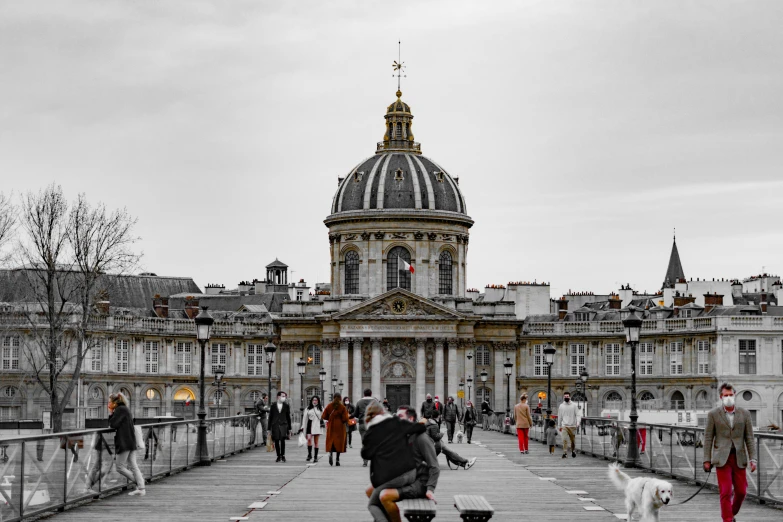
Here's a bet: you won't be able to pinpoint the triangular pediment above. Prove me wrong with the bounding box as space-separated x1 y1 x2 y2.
331 289 466 321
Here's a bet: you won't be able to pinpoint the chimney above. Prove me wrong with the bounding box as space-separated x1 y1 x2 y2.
761 293 768 314
703 293 723 314
556 297 569 321
205 284 224 295
153 296 169 318
673 294 696 307
608 294 622 310
96 299 110 315
184 297 200 319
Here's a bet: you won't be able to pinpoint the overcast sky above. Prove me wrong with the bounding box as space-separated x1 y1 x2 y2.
2 1 782 298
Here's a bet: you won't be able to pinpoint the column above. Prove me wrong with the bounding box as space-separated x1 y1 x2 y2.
371 339 381 399
280 349 290 397
416 339 426 408
108 338 116 374
494 346 505 413
434 339 445 400
322 342 332 400
164 383 173 416
353 339 363 402
447 339 458 400
340 340 350 395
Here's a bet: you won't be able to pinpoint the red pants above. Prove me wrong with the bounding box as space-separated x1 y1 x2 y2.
716 451 748 522
517 428 529 452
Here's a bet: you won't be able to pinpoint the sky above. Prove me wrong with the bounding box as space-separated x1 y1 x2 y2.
1 0 782 298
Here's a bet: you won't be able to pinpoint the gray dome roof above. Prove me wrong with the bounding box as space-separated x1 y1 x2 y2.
331 153 466 215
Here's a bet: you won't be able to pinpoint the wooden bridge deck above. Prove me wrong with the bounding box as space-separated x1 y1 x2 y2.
37 428 782 521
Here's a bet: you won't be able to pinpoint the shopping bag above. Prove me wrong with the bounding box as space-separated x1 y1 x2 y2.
266 433 274 452
298 431 307 447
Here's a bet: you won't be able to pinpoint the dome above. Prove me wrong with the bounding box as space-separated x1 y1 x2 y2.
331 153 466 214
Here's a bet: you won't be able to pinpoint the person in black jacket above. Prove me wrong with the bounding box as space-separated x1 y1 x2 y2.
361 401 418 522
267 391 292 462
443 396 462 443
108 392 145 496
463 401 478 444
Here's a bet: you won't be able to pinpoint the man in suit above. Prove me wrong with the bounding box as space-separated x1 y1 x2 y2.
267 391 292 462
704 382 756 522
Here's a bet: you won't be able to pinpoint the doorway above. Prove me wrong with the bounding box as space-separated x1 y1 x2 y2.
385 384 411 412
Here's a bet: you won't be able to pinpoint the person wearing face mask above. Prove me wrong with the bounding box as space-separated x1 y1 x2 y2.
704 382 756 522
301 396 324 462
267 391 292 462
344 397 357 448
420 394 436 421
557 391 579 459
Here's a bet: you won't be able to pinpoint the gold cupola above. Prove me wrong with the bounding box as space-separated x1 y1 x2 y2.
378 90 420 154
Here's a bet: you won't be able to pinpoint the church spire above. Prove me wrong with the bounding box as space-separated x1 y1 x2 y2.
662 234 685 289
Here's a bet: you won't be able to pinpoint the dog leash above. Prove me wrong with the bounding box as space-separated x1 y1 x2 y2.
675 468 712 505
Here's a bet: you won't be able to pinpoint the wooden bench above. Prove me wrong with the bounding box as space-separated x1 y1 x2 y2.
400 498 437 522
454 495 494 522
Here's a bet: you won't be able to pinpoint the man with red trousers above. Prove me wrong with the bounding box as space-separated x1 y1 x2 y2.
704 383 756 522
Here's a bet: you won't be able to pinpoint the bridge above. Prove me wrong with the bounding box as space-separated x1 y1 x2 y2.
1 415 781 521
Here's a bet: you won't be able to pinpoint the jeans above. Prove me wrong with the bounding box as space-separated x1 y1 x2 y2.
368 469 417 522
517 428 529 452
465 424 474 442
439 444 467 466
446 420 457 442
717 451 748 522
115 450 145 491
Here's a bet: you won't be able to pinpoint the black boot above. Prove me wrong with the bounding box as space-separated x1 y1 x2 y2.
313 448 319 463
306 446 312 461
329 452 333 466
336 454 341 466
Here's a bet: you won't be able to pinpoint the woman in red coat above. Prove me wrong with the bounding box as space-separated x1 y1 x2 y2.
322 393 350 466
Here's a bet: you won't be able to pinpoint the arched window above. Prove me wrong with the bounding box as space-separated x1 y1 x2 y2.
174 388 195 402
344 251 360 294
695 389 709 407
307 345 321 365
476 387 492 409
387 246 412 291
439 251 453 295
639 391 656 410
475 345 491 366
249 390 262 403
305 386 322 403
604 391 623 410
670 390 685 410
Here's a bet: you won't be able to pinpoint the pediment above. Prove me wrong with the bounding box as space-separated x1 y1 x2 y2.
331 289 465 321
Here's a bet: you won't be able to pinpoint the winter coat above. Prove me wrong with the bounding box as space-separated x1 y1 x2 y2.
420 399 437 420
354 397 374 426
268 401 292 441
254 399 268 420
514 402 533 429
108 404 136 454
545 427 558 446
322 401 350 453
360 415 418 488
424 418 443 452
303 406 324 436
463 407 477 426
443 402 461 423
481 401 492 415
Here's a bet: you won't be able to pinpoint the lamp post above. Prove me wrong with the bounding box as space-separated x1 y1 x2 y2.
318 367 326 402
337 380 344 396
466 375 473 404
331 376 338 400
579 369 589 417
264 340 277 414
479 369 488 406
195 307 214 466
297 358 306 413
544 344 556 420
623 310 643 467
504 357 513 418
459 380 465 410
466 350 474 401
212 366 226 414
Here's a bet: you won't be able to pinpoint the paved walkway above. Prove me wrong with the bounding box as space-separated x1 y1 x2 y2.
39 428 783 521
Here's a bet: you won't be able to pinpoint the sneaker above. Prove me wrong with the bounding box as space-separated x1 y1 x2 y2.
572 452 576 458
464 457 477 470
562 454 567 459
128 489 146 496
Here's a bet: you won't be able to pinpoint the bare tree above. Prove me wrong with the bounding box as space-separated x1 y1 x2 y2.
0 191 15 265
16 186 141 432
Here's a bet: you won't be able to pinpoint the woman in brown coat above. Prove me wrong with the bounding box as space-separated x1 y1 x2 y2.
514 394 534 454
322 393 350 466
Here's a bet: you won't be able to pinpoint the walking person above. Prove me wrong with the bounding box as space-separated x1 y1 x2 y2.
545 419 558 455
443 396 462 443
514 393 533 454
463 401 477 444
301 396 324 462
420 393 436 421
107 392 145 496
557 391 579 458
704 383 756 522
268 391 292 462
344 396 357 448
355 388 375 467
322 393 349 466
423 411 476 470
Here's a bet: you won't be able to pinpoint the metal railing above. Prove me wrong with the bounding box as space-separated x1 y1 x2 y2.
527 415 783 506
0 414 263 521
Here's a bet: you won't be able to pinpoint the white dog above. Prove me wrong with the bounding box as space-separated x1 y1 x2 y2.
608 463 673 521
455 430 464 443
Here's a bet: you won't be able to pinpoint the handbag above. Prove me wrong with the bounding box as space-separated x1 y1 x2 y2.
133 425 146 451
266 433 274 452
347 418 357 427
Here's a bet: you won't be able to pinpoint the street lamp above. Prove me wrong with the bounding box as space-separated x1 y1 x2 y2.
264 340 277 417
459 380 465 410
318 367 326 402
337 380 344 396
579 369 589 417
466 375 473 404
194 307 214 466
331 375 338 399
504 357 513 418
297 358 306 413
212 366 226 413
544 344 556 420
623 310 643 467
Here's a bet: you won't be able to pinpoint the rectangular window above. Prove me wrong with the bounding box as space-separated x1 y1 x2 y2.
143 407 159 418
86 407 101 419
670 342 683 375
697 340 710 375
749 409 757 426
686 412 692 423
739 339 756 375
145 341 159 374
116 339 129 373
90 342 102 372
211 343 227 373
533 344 548 376
605 343 621 376
639 342 654 376
569 344 586 376
2 336 20 370
247 344 264 376
176 342 193 375
0 406 21 421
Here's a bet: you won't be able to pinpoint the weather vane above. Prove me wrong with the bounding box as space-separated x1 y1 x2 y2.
392 40 406 93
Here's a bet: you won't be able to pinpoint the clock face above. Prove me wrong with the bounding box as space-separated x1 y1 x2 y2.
391 298 407 315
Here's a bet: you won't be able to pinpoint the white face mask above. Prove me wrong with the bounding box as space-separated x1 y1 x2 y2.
278 396 286 403
722 395 735 408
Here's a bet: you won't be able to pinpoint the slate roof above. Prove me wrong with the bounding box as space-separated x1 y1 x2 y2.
266 259 288 269
662 238 685 289
167 292 289 313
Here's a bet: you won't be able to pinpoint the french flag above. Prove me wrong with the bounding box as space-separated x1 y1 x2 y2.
399 256 415 274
